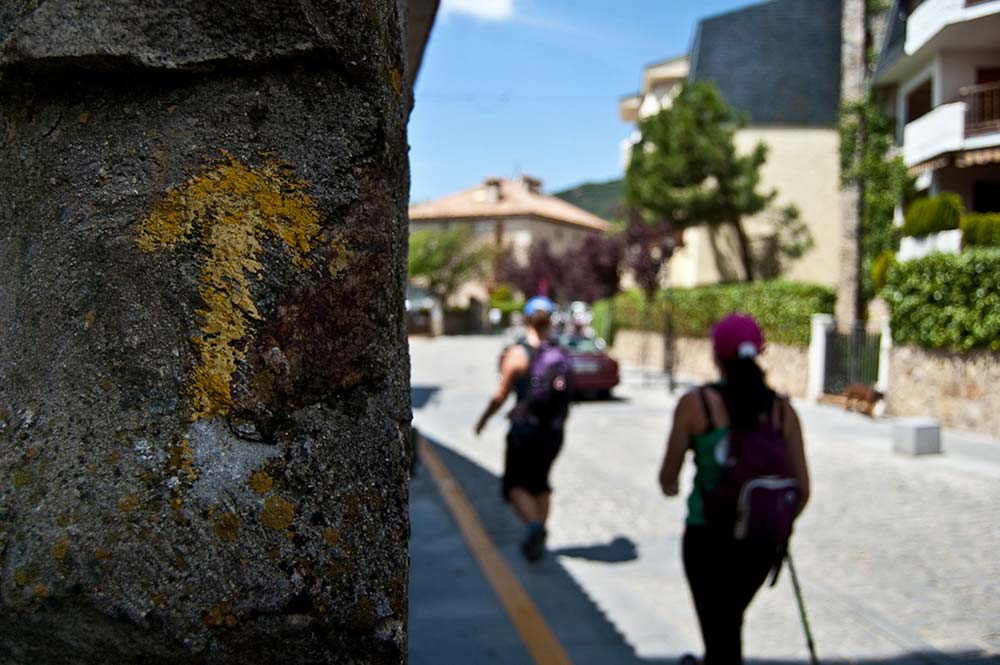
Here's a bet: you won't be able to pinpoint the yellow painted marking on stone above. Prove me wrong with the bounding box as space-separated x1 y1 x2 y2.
418 437 573 665
136 153 323 420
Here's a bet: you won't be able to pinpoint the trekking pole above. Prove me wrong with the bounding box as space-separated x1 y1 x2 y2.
785 548 819 665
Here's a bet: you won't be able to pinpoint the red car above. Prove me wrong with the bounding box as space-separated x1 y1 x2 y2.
499 335 620 399
556 334 620 399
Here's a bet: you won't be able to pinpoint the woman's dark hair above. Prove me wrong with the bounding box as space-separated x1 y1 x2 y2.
527 310 552 335
718 357 775 431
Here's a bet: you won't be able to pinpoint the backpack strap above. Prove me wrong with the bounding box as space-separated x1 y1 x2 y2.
699 387 718 432
771 393 788 431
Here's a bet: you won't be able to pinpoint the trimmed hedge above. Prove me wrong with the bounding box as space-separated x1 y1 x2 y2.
961 213 1000 248
884 249 1000 351
593 281 835 348
902 193 963 238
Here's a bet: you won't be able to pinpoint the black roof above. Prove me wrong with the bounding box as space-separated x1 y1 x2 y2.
689 0 843 127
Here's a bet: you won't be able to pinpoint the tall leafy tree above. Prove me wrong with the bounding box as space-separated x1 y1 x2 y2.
624 81 804 282
496 239 565 301
408 226 495 303
563 234 624 303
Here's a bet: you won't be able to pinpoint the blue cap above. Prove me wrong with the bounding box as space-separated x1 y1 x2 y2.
524 296 555 316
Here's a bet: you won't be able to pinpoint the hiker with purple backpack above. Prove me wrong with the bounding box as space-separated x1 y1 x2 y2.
658 314 811 665
475 296 574 561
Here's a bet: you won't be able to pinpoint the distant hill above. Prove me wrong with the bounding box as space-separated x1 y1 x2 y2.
553 179 624 223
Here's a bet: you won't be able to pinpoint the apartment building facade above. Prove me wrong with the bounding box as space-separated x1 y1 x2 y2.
874 0 1000 211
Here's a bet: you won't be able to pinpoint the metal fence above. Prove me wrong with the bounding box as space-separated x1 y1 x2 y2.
823 324 882 395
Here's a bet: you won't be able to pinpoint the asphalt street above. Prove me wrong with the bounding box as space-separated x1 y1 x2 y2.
408 335 1000 664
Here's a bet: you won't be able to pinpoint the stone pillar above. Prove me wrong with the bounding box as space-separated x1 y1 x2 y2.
876 320 893 394
837 0 868 330
0 2 424 663
807 314 836 402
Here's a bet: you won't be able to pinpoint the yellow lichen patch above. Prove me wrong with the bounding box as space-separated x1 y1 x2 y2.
389 68 403 96
12 469 31 489
260 495 295 531
117 494 141 512
327 237 351 279
249 470 273 495
136 153 322 420
13 567 37 585
167 438 197 482
98 377 114 392
34 584 49 599
84 311 96 329
78 111 91 124
210 509 240 542
95 548 113 560
322 527 339 547
25 447 40 460
50 537 71 561
150 593 165 607
202 602 238 629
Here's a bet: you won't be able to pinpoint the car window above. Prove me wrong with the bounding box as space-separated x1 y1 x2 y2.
557 335 605 353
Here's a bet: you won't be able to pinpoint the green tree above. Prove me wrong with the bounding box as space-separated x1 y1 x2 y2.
624 81 806 282
408 226 495 303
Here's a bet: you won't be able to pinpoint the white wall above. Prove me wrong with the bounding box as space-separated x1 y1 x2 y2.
938 48 1000 101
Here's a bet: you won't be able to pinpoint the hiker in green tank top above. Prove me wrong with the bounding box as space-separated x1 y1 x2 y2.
658 314 811 665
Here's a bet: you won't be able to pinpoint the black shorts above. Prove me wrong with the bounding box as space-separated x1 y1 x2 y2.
501 424 564 500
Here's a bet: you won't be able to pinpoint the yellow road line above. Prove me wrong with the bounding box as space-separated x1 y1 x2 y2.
418 436 573 665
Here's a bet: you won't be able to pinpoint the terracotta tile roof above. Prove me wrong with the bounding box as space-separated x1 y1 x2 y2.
409 177 610 232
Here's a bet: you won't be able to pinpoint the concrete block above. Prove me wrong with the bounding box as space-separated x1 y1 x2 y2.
893 418 942 456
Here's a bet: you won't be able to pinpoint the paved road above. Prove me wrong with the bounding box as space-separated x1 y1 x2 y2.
409 335 1000 664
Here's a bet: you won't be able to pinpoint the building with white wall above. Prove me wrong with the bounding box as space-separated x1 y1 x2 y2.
619 0 844 288
874 0 1000 211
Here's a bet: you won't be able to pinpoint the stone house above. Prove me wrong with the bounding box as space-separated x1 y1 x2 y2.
409 175 610 306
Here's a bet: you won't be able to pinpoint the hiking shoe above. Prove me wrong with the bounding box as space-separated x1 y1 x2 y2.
521 525 547 562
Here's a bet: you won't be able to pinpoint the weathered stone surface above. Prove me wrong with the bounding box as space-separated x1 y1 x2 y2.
0 2 413 662
886 346 1000 437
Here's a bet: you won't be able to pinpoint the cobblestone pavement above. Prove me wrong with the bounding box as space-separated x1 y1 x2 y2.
410 336 1000 664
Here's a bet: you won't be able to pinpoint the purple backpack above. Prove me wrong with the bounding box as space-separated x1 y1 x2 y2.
700 388 801 548
512 342 574 427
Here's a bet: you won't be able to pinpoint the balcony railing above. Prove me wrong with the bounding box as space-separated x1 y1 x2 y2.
962 81 1000 136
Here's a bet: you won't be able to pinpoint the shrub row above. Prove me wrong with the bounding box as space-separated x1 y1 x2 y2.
593 281 835 348
883 249 1000 351
961 213 1000 248
902 193 963 238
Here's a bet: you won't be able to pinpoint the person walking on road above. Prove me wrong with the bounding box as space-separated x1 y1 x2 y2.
658 313 811 664
475 296 573 562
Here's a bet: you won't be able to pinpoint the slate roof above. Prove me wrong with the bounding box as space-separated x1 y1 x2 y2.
689 0 843 127
409 178 610 232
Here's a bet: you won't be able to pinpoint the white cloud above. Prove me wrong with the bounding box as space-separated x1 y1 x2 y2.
440 0 515 22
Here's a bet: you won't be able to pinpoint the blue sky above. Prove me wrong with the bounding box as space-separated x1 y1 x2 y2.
409 0 756 202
